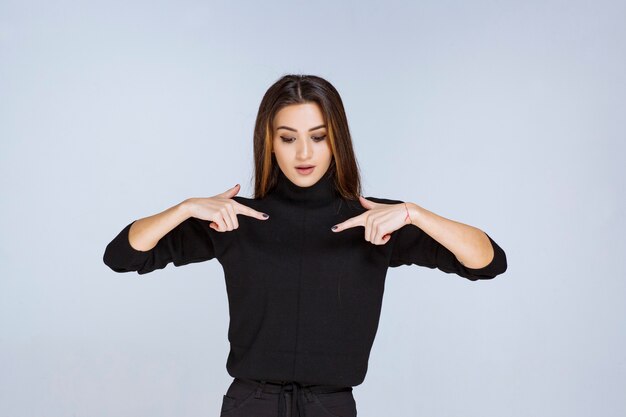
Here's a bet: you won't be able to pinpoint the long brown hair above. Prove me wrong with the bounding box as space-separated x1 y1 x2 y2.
252 74 362 200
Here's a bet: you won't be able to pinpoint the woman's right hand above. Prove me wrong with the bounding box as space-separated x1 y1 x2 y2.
184 184 270 232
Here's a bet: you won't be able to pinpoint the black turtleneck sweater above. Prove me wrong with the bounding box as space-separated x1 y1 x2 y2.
103 169 507 387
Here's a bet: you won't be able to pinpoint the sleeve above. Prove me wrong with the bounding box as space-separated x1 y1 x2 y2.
389 223 508 281
103 217 216 275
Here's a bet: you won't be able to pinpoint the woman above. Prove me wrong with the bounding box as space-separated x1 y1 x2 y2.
103 74 507 417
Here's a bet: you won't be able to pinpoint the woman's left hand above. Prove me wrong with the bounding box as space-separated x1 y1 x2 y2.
331 197 413 245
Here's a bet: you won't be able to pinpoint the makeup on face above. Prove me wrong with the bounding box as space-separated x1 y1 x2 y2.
295 165 315 175
272 103 333 186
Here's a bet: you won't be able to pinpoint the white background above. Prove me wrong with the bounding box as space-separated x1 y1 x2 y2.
1 0 624 416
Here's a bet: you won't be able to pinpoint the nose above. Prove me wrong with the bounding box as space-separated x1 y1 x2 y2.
296 138 313 159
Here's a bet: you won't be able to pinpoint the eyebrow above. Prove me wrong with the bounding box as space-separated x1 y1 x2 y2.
276 124 326 132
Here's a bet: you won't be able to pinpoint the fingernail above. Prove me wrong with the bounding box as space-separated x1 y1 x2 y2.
331 225 338 231
262 213 269 218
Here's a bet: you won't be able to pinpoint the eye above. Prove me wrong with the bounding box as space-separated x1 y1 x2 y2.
280 135 327 143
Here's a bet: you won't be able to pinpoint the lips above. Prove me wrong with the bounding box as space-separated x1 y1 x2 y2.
296 165 315 168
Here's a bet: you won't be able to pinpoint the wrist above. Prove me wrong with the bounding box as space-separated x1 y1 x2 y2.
404 202 424 227
178 199 196 219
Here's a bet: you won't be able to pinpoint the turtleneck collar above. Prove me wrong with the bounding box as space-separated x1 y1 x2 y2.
272 167 337 207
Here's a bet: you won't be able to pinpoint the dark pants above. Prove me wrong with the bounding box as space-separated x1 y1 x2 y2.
219 377 357 417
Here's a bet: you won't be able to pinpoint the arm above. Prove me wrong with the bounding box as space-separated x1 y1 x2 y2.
103 200 216 275
407 203 494 269
389 202 507 280
128 201 193 251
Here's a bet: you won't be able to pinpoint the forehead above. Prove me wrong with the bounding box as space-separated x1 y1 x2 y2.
273 103 325 127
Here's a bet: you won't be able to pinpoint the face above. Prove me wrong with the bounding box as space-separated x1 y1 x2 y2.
272 102 333 187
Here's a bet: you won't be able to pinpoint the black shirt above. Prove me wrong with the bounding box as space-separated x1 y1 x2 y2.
103 168 507 387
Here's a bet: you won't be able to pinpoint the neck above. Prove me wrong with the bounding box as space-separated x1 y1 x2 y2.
272 168 337 207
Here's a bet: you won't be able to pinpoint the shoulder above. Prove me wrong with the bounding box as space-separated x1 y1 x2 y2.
338 195 404 215
363 196 404 205
231 195 265 207
232 195 255 204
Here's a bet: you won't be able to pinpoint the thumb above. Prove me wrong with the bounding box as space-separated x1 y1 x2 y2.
218 183 240 198
359 195 377 209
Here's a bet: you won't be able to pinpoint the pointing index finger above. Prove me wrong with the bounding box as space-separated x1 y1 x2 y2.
331 213 364 232
235 201 270 220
